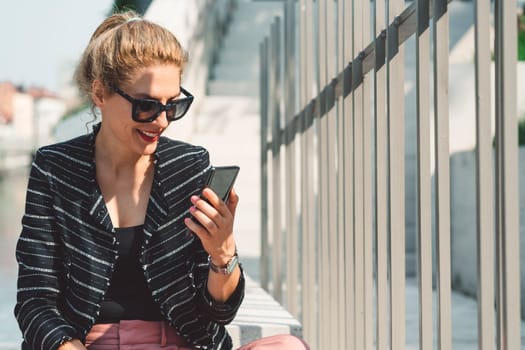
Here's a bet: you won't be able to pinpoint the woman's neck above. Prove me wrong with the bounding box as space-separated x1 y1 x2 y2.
94 128 153 174
94 131 155 228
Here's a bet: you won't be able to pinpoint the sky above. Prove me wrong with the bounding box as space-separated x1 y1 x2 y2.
0 0 114 92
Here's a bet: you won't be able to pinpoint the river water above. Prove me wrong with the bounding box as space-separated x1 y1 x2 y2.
0 168 28 348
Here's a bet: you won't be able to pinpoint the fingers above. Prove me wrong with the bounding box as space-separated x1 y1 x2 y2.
184 217 209 239
185 188 239 237
188 198 220 232
185 188 239 260
200 187 238 219
186 192 227 231
201 188 225 213
226 187 239 217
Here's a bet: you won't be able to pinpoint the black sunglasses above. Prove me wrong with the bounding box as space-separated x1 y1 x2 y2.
111 85 194 123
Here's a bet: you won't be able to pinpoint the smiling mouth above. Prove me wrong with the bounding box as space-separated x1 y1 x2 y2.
137 129 160 142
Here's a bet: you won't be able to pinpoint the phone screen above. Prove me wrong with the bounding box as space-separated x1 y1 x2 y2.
206 166 240 201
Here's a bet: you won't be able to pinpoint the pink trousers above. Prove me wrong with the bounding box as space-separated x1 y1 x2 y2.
85 320 309 350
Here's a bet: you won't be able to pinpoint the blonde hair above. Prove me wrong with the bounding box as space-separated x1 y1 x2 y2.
75 11 188 101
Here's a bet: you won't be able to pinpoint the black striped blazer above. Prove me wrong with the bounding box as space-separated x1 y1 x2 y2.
14 124 245 350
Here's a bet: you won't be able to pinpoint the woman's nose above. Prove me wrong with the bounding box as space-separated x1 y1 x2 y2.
153 111 170 128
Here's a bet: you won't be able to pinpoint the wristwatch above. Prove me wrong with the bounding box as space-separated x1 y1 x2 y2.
208 253 239 275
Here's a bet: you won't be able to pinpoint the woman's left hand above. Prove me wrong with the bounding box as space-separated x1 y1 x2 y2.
184 187 239 265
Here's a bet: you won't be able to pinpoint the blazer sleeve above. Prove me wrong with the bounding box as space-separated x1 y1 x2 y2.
14 150 79 350
194 243 245 325
200 260 245 325
191 148 245 325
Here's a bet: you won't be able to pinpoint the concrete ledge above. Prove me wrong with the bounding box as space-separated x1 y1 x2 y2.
226 276 303 348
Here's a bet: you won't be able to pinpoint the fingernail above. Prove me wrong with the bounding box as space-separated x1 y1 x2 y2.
191 195 199 203
189 206 196 213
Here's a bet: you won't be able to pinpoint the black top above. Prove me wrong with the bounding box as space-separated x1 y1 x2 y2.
96 225 163 323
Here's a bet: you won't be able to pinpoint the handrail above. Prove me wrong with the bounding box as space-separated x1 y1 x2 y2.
268 0 457 150
259 0 520 348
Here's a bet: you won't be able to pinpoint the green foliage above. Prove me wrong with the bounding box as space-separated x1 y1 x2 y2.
518 14 525 61
518 31 525 61
111 0 138 14
519 119 525 146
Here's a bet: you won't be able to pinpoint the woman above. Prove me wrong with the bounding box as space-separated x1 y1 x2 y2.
14 11 308 350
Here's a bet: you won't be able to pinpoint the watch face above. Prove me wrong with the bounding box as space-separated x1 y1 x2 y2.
226 254 239 274
208 253 239 275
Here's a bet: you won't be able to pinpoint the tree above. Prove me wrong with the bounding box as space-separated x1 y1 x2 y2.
111 0 151 14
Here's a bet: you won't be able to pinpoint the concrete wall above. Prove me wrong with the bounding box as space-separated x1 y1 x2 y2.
450 147 525 318
449 61 525 316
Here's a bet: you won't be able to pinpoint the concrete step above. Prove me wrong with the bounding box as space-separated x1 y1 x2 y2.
221 32 270 50
207 0 282 97
207 80 259 96
211 62 260 81
215 50 260 64
227 11 279 28
227 275 303 349
231 1 282 17
221 5 281 46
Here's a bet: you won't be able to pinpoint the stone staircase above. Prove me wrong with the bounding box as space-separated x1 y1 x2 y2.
207 0 282 96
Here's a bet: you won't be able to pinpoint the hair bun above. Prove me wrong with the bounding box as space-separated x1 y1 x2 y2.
89 11 141 42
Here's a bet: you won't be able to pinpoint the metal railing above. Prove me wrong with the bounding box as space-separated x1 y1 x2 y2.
259 0 520 349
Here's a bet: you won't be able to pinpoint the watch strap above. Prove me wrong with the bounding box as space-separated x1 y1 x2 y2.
208 253 239 275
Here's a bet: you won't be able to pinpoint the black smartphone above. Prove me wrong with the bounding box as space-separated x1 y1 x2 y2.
191 166 240 226
202 166 240 202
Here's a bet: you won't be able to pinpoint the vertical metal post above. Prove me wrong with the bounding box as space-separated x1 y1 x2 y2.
474 0 494 349
324 0 339 346
344 0 356 348
433 0 452 348
316 0 330 347
373 0 388 348
387 0 406 349
360 1 373 349
270 18 283 303
260 38 270 292
416 0 433 349
284 0 299 318
298 0 308 329
353 0 365 348
300 1 318 347
494 2 503 346
336 0 347 348
494 0 520 348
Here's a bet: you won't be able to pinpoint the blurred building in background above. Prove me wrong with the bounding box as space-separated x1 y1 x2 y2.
0 82 65 170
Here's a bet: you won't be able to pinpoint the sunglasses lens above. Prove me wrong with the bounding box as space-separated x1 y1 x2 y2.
171 99 192 121
134 100 161 121
176 103 189 119
165 104 177 120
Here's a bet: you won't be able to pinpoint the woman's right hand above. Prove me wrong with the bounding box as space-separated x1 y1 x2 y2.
57 339 87 350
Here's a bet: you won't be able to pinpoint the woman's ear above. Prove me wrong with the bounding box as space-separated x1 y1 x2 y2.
92 80 106 107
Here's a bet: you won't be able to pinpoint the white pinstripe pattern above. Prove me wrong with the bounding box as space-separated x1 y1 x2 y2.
14 124 245 350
